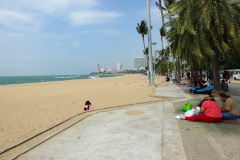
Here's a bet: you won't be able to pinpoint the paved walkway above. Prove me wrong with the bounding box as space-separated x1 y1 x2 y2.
18 83 188 160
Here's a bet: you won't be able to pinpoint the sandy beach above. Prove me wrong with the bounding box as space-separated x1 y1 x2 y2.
0 74 169 150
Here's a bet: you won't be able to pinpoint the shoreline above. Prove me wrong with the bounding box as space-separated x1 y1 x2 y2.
0 74 120 86
0 74 169 149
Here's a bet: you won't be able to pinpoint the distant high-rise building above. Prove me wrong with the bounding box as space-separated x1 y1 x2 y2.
97 64 101 72
134 57 146 70
97 64 104 72
116 62 123 71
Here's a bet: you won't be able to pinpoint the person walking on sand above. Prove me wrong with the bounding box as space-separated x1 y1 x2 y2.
219 93 239 120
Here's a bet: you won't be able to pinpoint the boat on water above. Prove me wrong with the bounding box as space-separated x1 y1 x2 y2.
89 76 100 79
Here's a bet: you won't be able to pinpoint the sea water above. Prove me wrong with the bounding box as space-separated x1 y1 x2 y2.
0 74 119 85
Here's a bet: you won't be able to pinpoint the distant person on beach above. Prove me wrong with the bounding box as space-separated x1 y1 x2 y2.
223 68 229 82
221 79 229 92
192 71 199 87
219 93 239 119
191 80 205 94
186 72 190 80
177 95 222 123
84 101 93 111
228 70 232 83
179 82 187 87
202 71 206 80
203 80 210 88
166 76 170 82
208 71 213 82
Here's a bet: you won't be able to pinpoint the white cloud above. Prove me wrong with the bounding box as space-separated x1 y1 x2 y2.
0 0 122 30
68 10 123 26
0 0 98 15
0 30 23 38
0 9 35 27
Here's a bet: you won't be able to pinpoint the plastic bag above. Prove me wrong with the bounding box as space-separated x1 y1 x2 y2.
181 102 192 112
184 107 200 117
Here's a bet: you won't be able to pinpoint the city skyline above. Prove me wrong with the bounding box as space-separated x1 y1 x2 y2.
97 61 125 73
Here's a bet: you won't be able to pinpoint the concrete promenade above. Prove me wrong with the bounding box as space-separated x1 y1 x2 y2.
18 83 188 160
17 80 240 160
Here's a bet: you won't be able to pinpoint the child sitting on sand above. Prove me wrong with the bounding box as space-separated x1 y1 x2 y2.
166 76 170 82
84 100 93 111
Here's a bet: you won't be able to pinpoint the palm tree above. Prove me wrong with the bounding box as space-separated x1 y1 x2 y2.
166 0 240 91
159 27 165 52
166 0 204 82
143 47 149 67
136 20 149 66
156 0 177 79
159 27 170 76
197 0 240 91
136 20 148 52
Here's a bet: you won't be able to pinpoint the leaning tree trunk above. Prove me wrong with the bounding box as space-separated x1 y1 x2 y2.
142 35 145 51
212 52 221 92
142 36 148 66
167 58 170 77
157 0 177 78
199 68 203 81
177 58 181 82
190 62 195 86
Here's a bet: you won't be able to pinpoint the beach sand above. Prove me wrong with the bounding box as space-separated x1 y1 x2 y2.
0 74 170 150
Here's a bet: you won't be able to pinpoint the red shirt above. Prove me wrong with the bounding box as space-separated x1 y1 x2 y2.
201 100 222 118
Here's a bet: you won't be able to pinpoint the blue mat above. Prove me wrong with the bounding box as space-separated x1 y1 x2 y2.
189 85 214 94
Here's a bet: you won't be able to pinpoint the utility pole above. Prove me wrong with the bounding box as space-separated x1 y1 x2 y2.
146 0 155 85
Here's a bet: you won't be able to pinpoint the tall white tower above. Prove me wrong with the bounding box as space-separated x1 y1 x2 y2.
116 62 123 71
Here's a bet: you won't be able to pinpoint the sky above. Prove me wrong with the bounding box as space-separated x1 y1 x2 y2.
0 0 166 76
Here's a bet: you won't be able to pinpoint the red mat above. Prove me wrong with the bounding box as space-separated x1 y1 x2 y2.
187 119 240 125
218 119 240 125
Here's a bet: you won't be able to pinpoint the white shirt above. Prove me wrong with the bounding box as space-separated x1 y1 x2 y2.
204 81 210 87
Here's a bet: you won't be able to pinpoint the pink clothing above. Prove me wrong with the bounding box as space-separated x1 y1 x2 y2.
86 105 93 110
201 100 222 118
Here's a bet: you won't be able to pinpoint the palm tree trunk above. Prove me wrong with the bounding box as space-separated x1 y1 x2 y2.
167 58 169 77
177 58 181 82
212 52 221 91
142 35 146 51
199 69 203 81
157 0 177 78
161 38 170 77
142 35 148 66
190 66 194 86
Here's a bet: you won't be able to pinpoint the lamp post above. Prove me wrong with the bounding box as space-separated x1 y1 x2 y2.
152 42 157 76
146 0 155 85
